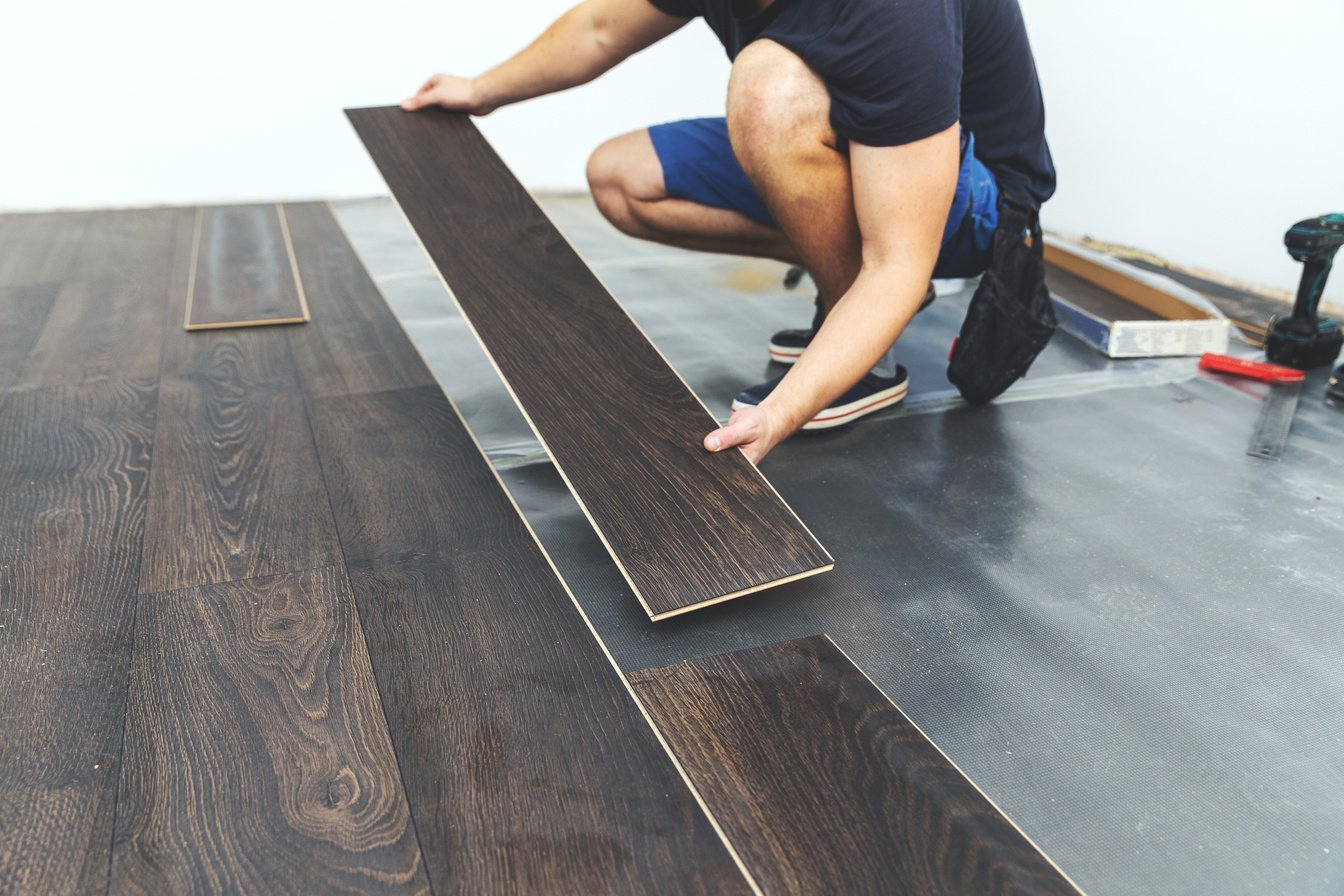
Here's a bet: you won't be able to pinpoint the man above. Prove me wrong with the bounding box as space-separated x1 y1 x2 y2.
403 0 1054 463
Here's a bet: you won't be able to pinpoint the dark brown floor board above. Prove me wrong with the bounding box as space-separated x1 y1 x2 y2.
0 210 95 288
0 283 59 393
138 321 343 593
345 106 831 620
0 379 158 895
629 635 1084 896
306 384 751 894
109 566 427 894
281 202 436 399
15 208 189 389
185 204 309 330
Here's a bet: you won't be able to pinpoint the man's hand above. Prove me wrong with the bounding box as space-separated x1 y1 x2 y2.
704 404 786 466
402 74 494 115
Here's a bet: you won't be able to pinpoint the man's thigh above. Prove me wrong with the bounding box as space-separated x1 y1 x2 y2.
645 116 1002 276
648 118 779 227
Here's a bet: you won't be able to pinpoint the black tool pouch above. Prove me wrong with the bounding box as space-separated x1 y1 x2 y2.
946 193 1056 404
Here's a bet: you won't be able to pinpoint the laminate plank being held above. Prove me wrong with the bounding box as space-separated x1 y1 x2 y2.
345 106 832 620
629 636 1085 896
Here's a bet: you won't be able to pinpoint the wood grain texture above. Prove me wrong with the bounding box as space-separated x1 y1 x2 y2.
0 210 94 288
345 106 831 619
15 208 188 389
305 384 751 895
281 202 436 399
186 205 309 330
0 379 158 895
0 283 58 393
139 245 342 592
109 566 427 895
629 636 1084 896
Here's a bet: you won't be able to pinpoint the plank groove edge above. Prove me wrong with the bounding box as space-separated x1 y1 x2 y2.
344 106 832 620
629 635 1086 896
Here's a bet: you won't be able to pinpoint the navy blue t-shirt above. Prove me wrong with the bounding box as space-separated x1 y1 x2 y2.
645 0 1056 208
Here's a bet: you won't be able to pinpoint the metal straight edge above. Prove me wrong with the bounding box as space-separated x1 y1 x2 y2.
1247 380 1303 461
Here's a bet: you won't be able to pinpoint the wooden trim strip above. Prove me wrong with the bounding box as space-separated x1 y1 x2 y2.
344 106 832 620
1043 239 1214 322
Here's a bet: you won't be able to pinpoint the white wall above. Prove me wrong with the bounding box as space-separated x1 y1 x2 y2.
1021 0 1344 301
0 0 729 208
3 0 1340 300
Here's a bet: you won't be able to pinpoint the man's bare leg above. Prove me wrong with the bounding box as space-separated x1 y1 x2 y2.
725 40 862 314
586 129 800 265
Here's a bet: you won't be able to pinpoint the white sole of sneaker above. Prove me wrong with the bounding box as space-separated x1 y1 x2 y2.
767 345 805 364
732 379 909 431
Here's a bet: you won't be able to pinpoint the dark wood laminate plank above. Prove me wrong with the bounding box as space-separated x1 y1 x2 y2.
185 204 309 330
16 208 188 389
0 283 59 392
138 320 344 593
306 384 752 895
0 379 158 895
0 210 94 288
629 636 1084 896
345 106 832 620
281 202 436 399
109 566 428 895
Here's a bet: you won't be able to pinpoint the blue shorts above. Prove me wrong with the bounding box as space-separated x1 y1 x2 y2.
648 117 999 279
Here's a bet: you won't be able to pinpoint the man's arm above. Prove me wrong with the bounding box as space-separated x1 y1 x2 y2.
704 123 961 463
402 0 688 114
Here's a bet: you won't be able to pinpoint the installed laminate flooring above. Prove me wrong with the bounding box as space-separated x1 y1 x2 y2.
299 385 749 893
0 381 158 895
0 208 181 893
346 106 832 620
110 567 427 894
0 202 757 894
630 636 1083 896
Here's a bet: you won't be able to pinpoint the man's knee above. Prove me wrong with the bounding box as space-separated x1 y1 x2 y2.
586 129 664 233
727 40 836 173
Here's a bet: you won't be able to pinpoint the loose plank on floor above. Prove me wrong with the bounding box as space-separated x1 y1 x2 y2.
0 379 158 896
629 635 1084 896
110 566 427 895
345 106 832 620
304 385 752 895
185 204 309 330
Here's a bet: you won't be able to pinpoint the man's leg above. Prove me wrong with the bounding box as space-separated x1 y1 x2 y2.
725 40 861 314
586 129 798 264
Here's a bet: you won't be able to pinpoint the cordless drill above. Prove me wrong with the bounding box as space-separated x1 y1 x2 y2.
1265 214 1344 370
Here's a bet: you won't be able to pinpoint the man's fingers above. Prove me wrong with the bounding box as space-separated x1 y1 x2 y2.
401 76 442 111
704 417 753 453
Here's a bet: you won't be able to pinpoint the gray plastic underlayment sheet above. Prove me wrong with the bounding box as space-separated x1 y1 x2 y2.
334 196 1344 896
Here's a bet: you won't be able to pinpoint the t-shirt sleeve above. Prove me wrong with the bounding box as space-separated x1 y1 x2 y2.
645 0 700 19
771 0 963 147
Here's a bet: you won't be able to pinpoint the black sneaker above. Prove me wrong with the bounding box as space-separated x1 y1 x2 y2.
767 284 937 365
731 367 910 431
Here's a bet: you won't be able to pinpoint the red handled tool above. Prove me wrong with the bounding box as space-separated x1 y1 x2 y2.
1198 353 1306 384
